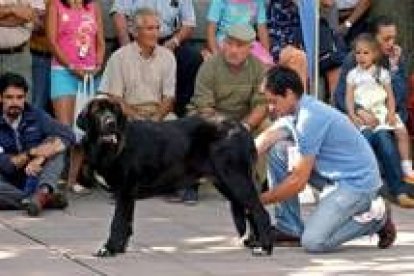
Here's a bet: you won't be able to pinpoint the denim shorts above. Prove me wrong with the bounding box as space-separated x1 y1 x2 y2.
50 67 79 99
50 67 100 100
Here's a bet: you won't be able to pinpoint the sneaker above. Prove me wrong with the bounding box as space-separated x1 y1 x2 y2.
70 183 92 195
182 187 198 205
377 205 396 249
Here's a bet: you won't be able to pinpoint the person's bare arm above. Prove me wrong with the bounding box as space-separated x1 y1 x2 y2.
29 137 66 160
47 0 71 68
156 97 175 121
0 4 34 26
261 155 315 205
255 125 290 156
164 25 194 51
339 0 371 33
242 105 267 132
346 0 371 26
10 152 30 169
345 83 361 124
257 23 270 51
113 12 130 46
94 2 105 72
206 22 219 54
384 83 397 125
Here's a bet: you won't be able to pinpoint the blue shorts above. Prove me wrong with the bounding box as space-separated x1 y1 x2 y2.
50 67 100 100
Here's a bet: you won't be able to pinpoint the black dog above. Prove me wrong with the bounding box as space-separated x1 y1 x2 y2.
78 98 273 257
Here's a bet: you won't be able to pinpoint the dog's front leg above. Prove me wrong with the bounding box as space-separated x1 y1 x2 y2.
248 202 273 256
95 196 135 257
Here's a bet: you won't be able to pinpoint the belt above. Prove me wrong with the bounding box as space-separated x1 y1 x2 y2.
30 49 51 58
0 42 27 55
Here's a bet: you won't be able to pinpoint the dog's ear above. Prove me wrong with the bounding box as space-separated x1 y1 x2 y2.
76 101 91 131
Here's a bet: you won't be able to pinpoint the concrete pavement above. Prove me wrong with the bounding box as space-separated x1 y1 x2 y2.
1 188 414 275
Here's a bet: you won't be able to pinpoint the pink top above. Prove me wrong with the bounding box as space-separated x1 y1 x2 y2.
52 0 98 69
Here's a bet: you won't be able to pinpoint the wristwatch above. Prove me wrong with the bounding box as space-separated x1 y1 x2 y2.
344 20 353 29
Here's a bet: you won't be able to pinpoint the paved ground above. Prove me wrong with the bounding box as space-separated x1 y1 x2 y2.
0 188 414 276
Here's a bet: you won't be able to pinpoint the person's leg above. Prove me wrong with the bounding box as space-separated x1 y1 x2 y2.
31 53 51 110
23 152 68 216
325 67 341 104
267 140 304 237
174 42 203 117
0 175 25 210
363 129 408 196
393 127 414 181
301 187 385 253
38 152 66 192
363 129 414 207
176 43 202 202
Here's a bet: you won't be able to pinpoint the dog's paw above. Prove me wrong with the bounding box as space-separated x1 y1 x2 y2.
93 246 116 257
251 245 273 256
243 233 256 248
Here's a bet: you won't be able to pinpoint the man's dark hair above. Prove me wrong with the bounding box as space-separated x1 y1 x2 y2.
369 16 396 35
0 72 29 95
264 66 304 97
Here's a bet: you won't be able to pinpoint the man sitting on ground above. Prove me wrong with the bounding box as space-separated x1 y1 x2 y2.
0 73 75 216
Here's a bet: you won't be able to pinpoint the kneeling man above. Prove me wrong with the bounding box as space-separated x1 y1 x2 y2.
256 66 396 252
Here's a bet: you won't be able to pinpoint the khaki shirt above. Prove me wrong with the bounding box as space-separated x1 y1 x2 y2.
188 54 266 121
0 0 34 48
99 42 176 105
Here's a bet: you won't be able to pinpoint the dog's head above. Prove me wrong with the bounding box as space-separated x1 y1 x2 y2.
77 97 126 146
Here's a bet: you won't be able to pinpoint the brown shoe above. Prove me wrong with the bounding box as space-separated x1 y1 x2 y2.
377 205 396 249
270 226 301 247
22 190 53 217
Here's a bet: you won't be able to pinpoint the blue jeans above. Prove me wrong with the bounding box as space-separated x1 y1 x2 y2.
267 140 385 252
31 53 51 110
362 129 408 196
0 152 65 209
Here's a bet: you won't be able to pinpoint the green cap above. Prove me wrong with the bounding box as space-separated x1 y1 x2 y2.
225 24 256 43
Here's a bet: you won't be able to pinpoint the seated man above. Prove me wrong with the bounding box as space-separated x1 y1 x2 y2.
334 16 414 207
111 0 203 117
182 24 268 204
0 73 75 216
256 66 396 252
99 8 176 121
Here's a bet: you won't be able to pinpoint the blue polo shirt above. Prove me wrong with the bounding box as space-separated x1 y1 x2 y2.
111 0 196 38
294 95 381 193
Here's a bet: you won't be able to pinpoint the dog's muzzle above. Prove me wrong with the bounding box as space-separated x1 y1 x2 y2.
98 112 119 144
99 133 118 144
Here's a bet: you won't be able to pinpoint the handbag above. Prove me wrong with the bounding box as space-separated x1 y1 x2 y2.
319 18 347 72
73 74 95 142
